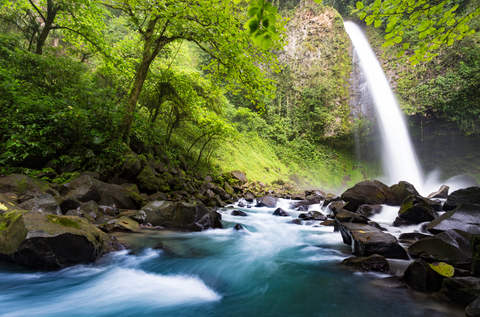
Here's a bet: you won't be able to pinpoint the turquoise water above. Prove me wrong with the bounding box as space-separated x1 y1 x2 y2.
0 201 463 316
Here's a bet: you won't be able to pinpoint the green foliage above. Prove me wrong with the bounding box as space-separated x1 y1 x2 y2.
356 0 479 64
46 214 81 229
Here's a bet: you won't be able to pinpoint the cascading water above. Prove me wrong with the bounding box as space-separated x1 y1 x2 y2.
344 22 424 188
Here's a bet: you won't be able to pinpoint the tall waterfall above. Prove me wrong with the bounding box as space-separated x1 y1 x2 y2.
344 21 424 188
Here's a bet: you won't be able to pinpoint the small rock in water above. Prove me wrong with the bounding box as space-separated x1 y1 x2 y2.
247 205 252 208
272 207 290 217
289 219 302 225
233 223 244 231
231 210 248 217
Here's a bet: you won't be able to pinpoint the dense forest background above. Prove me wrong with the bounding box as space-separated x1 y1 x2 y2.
1 0 479 192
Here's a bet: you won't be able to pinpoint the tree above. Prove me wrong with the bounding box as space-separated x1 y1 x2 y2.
0 0 108 54
356 0 480 64
103 0 286 142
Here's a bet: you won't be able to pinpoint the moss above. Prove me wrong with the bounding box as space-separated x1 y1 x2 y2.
0 211 24 232
46 214 81 229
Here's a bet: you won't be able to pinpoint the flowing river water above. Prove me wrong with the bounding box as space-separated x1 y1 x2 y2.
0 200 464 316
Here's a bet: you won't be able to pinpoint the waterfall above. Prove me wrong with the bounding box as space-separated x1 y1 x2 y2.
344 21 424 188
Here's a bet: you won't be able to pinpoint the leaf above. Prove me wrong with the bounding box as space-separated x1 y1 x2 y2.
429 262 454 277
0 203 7 211
248 6 260 17
356 1 364 10
447 38 454 45
374 19 381 27
403 42 410 49
246 18 260 34
394 36 402 43
397 50 405 57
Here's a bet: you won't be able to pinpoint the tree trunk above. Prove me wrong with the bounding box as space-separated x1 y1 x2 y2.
35 0 57 55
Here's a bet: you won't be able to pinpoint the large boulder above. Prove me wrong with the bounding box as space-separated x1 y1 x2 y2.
62 175 101 202
323 193 341 206
342 254 390 274
119 150 142 181
408 229 473 269
226 170 247 185
398 195 438 224
136 166 161 194
427 204 480 235
0 193 21 213
335 209 369 224
140 201 222 230
327 201 347 217
341 180 397 212
94 181 137 210
428 185 449 199
444 187 480 211
337 222 408 259
390 181 420 205
272 208 290 217
439 277 480 307
256 195 277 208
18 194 61 215
100 216 140 233
402 258 444 292
0 174 58 197
290 196 323 209
466 296 480 317
357 204 382 217
0 211 123 270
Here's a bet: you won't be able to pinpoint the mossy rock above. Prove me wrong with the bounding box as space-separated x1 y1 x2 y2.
0 193 20 213
136 166 161 194
0 174 59 197
0 211 123 270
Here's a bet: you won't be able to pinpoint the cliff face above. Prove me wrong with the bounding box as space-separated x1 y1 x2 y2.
267 2 353 140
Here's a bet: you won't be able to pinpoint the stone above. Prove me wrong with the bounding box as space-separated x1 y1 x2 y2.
341 180 397 212
140 201 222 230
78 201 102 220
428 185 450 199
466 296 480 317
54 197 81 215
393 216 417 227
290 196 323 209
149 192 167 201
444 187 480 211
342 254 390 274
290 219 302 225
337 222 408 259
94 180 137 210
0 211 123 270
212 186 230 200
227 170 247 185
296 205 308 212
398 232 431 242
323 193 341 206
402 258 444 292
256 195 277 208
101 216 140 233
0 193 21 213
335 209 369 224
320 220 335 226
291 193 305 200
231 210 248 217
18 194 61 215
272 208 290 217
357 204 382 217
119 150 141 181
0 174 59 197
427 204 480 235
439 277 480 307
136 166 161 194
398 195 438 224
390 181 420 205
233 223 244 231
299 211 326 221
328 201 347 217
408 229 473 269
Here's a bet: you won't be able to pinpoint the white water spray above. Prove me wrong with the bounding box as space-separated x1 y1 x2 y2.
344 22 424 188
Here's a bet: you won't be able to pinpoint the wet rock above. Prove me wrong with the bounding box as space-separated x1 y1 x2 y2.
398 232 431 242
101 216 140 233
427 204 480 235
18 194 61 215
342 254 390 274
368 221 386 231
428 185 450 199
256 195 277 208
0 174 59 197
323 193 341 206
299 211 327 221
357 204 382 217
444 187 480 211
244 191 255 202
328 201 347 217
335 209 369 224
140 201 222 230
237 200 245 208
290 219 302 225
0 211 122 270
337 222 409 259
439 277 480 307
408 229 473 269
95 181 137 210
98 205 119 217
54 197 81 215
341 180 397 212
120 210 146 223
233 223 244 231
393 216 417 227
402 258 444 292
390 181 420 205
231 210 248 217
0 193 21 213
466 296 480 317
272 207 290 217
291 196 323 209
291 193 305 200
320 219 335 226
398 195 438 224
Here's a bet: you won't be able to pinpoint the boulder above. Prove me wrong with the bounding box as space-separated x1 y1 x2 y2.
341 180 397 212
335 209 369 224
390 181 420 205
227 170 247 185
398 195 438 224
94 181 137 210
119 150 141 181
0 193 21 213
393 216 417 227
291 196 323 209
140 201 222 230
78 201 102 220
357 204 382 217
136 166 161 194
291 193 305 200
272 208 290 217
466 296 480 317
342 254 390 274
256 195 277 208
101 216 140 233
402 258 444 292
398 232 431 243
323 193 341 206
54 197 81 215
18 194 61 215
233 223 244 231
427 204 480 235
212 186 231 200
0 174 58 197
299 211 327 221
116 210 146 223
444 187 480 211
408 229 472 269
62 175 101 202
327 201 347 217
0 211 122 270
337 222 408 259
428 185 450 199
231 210 248 217
439 277 480 307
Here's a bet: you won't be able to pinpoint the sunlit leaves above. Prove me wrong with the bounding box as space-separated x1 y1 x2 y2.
356 0 480 64
243 0 283 50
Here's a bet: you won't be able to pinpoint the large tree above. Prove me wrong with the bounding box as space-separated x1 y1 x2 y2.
103 0 286 141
